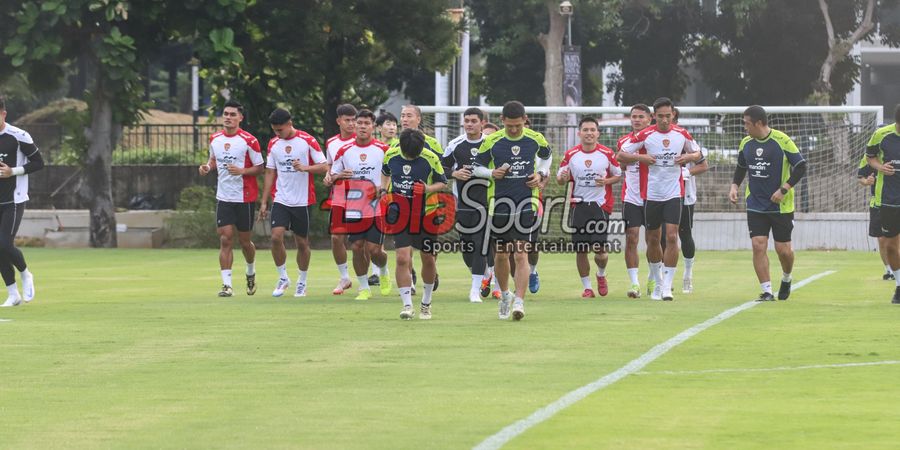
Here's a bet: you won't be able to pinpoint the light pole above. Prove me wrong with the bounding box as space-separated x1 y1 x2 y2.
560 1 573 46
559 1 578 148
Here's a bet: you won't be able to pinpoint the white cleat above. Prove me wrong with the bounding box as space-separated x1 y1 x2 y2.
400 304 415 320
651 285 663 301
1 293 21 308
22 271 34 302
662 288 674 301
682 278 693 294
294 281 307 297
332 278 352 295
511 299 525 321
498 292 512 320
272 277 291 297
469 290 483 303
419 303 432 320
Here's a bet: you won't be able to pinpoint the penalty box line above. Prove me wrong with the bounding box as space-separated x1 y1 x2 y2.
473 270 837 450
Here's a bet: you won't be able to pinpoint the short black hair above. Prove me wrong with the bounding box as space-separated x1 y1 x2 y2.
223 100 243 115
630 103 651 115
376 111 398 127
743 105 767 126
269 107 292 125
895 104 900 124
579 116 600 129
652 97 674 112
399 128 425 158
356 109 376 122
501 101 526 119
463 107 485 121
337 103 358 117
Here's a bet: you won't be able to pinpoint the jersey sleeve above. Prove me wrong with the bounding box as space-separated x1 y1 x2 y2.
780 136 804 167
309 139 327 165
474 138 494 168
248 137 264 166
533 131 551 159
428 153 447 183
330 154 345 174
866 128 887 158
620 135 644 154
441 141 458 173
607 152 622 177
737 146 748 169
858 153 875 178
265 140 276 169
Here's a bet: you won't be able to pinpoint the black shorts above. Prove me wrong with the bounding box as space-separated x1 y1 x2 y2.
570 202 609 246
490 210 538 245
216 201 255 232
870 207 884 238
623 202 644 229
747 211 794 242
393 230 438 253
880 206 900 238
347 218 385 245
456 208 490 254
0 202 25 239
270 203 310 237
645 198 682 230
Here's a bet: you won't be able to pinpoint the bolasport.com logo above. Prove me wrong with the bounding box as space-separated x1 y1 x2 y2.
323 179 625 254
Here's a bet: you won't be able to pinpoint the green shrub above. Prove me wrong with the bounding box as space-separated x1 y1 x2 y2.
164 185 220 248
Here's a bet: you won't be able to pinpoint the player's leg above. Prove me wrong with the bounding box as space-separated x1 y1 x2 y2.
680 204 695 293
10 203 34 302
493 236 513 320
349 235 371 299
576 250 593 297
644 201 664 300
528 249 540 293
660 199 682 301
871 207 893 279
461 209 486 303
594 207 611 297
395 244 415 319
881 207 900 303
417 237 437 320
232 202 256 296
511 245 529 320
572 203 595 297
623 203 643 298
594 248 609 296
215 201 238 297
365 225 391 296
771 213 795 300
329 208 352 293
269 226 290 298
290 206 312 297
0 205 22 307
747 212 774 301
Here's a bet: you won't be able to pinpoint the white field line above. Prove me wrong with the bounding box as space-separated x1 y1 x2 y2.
473 270 836 450
636 360 900 376
0 319 11 322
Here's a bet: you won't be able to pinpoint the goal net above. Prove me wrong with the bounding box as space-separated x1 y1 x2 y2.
419 106 883 249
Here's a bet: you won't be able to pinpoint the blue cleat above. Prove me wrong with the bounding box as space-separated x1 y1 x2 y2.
529 272 540 293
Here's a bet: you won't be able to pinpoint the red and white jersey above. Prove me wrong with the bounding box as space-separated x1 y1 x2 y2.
330 139 390 218
620 125 694 202
326 133 356 165
266 130 327 207
617 131 646 206
209 129 263 203
558 144 621 213
683 140 707 206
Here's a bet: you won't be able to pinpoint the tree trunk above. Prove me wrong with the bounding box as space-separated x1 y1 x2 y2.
83 75 118 248
322 35 346 140
538 0 567 146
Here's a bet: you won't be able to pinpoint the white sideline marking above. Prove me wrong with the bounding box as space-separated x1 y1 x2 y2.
637 360 900 376
473 270 836 450
0 319 11 322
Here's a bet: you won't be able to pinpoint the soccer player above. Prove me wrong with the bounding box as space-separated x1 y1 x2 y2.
473 100 552 321
615 104 652 298
258 108 328 297
327 109 392 301
376 111 399 147
0 97 43 307
864 104 900 304
730 105 807 301
557 117 621 297
620 97 701 301
858 153 895 280
483 122 500 135
396 104 445 291
443 107 499 303
198 100 263 298
381 129 447 319
325 103 357 295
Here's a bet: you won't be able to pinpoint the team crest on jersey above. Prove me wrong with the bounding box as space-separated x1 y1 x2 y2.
470 148 478 156
285 145 293 154
585 160 593 168
511 145 521 156
756 148 764 157
360 153 368 162
223 143 231 151
662 139 670 148
403 165 411 175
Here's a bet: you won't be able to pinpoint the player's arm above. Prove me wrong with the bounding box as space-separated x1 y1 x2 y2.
729 149 748 204
379 159 392 198
867 141 894 176
617 137 654 165
780 139 807 192
239 163 264 176
527 141 552 188
675 139 702 165
423 172 448 194
689 159 709 176
556 158 570 185
295 139 329 174
472 140 506 179
258 168 276 220
597 159 622 186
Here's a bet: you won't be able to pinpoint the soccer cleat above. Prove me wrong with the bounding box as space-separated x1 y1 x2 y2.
368 273 380 286
682 277 693 294
498 292 512 320
512 299 525 321
469 290 483 303
272 278 291 297
246 274 256 296
1 293 21 307
480 274 493 298
596 275 609 296
218 285 233 297
400 304 415 320
662 288 674 301
355 289 372 301
884 272 895 281
22 271 34 302
294 282 307 297
529 272 540 293
893 287 900 304
647 278 657 296
757 292 776 301
627 284 641 299
491 289 502 299
379 274 393 296
582 288 596 298
778 280 791 300
433 273 440 292
419 303 432 320
651 285 663 301
332 278 352 295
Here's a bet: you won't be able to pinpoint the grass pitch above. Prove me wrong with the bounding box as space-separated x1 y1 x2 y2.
1 249 898 449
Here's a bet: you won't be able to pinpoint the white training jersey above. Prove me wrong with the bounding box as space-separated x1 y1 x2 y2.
326 133 356 165
617 131 645 206
620 124 694 202
558 144 621 211
682 141 707 206
330 139 389 218
266 130 327 207
209 129 263 203
1 124 35 204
